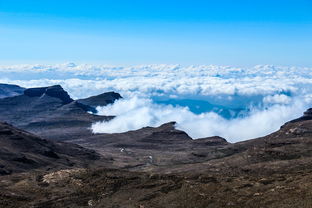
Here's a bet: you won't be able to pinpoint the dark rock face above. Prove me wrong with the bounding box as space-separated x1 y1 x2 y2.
78 91 122 107
303 108 312 117
24 85 74 104
0 122 102 175
0 83 25 98
75 101 98 113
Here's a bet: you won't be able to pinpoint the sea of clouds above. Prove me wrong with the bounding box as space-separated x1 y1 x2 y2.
1 63 312 142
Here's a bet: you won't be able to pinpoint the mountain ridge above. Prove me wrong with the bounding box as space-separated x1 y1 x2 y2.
0 83 25 98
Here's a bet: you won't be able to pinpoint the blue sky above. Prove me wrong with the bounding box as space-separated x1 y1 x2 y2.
0 0 311 66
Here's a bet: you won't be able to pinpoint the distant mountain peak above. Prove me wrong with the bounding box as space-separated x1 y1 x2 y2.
24 85 73 104
0 83 25 98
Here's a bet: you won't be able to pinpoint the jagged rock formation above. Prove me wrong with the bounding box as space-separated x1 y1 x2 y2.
0 83 25 98
0 122 103 175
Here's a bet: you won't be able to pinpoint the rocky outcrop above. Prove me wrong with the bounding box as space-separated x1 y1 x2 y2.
282 108 312 124
24 85 74 104
78 91 122 107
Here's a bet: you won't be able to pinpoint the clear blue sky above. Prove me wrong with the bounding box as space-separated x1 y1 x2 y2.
0 0 311 66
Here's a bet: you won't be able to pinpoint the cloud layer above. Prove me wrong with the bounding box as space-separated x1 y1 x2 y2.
1 63 312 141
92 97 307 142
1 63 312 100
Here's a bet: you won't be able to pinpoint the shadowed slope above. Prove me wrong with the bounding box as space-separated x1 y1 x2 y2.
0 122 103 175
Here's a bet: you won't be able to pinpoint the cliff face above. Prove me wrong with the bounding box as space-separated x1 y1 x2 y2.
24 85 74 104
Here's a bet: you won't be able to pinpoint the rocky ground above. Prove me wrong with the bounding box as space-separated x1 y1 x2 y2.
0 122 107 175
1 167 312 208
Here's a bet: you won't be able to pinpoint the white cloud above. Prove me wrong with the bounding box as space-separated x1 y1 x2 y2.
92 96 308 142
0 63 312 99
263 94 291 104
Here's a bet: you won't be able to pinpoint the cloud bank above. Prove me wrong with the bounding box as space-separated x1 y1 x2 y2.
1 63 312 100
92 97 308 142
0 63 312 141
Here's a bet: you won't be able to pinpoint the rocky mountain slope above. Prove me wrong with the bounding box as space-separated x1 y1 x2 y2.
153 108 312 174
72 122 229 171
0 84 232 171
0 122 104 175
1 109 312 207
1 84 312 175
64 107 312 175
0 85 117 140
